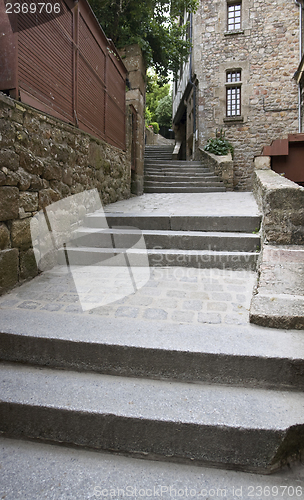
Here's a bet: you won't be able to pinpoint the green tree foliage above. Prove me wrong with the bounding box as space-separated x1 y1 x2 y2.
156 94 173 128
88 0 199 77
145 70 171 123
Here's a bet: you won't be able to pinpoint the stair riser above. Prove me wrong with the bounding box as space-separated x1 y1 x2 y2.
148 252 258 270
57 249 258 270
1 333 303 391
144 182 224 188
69 232 260 252
144 187 226 193
145 170 211 175
145 176 219 182
144 161 202 165
87 215 262 233
0 401 291 472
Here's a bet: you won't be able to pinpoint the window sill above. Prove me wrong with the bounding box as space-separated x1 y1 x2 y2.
224 116 244 123
224 30 244 36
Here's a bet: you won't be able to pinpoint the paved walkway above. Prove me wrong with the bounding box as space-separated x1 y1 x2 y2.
0 266 257 326
103 192 260 215
0 193 259 324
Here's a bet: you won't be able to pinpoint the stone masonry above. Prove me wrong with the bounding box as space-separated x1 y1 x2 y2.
173 0 301 190
119 45 146 196
0 92 131 295
196 0 300 190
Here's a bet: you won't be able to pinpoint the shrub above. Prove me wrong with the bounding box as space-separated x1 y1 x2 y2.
150 122 160 134
204 130 234 158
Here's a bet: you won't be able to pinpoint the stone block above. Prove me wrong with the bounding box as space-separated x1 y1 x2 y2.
0 171 6 185
20 248 38 280
43 162 62 181
0 187 19 221
19 150 44 175
0 223 10 249
253 169 304 245
62 167 73 186
0 248 19 295
254 156 271 170
0 149 19 171
11 218 32 251
38 188 61 210
20 192 38 212
0 119 15 146
16 169 31 191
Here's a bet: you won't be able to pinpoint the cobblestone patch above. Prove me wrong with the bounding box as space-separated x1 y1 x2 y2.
0 266 257 326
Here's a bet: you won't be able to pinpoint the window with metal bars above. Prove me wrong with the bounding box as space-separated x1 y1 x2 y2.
226 70 241 117
227 3 241 31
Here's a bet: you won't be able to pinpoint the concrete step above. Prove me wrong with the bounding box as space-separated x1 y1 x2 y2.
144 164 206 170
2 437 304 500
144 181 225 189
1 361 304 472
145 156 173 161
144 163 212 172
1 308 304 391
145 169 212 175
57 247 259 270
144 186 226 193
144 161 202 166
145 175 219 182
87 213 262 232
70 227 260 252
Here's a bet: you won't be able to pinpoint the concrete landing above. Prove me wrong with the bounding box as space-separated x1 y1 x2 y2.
103 192 260 216
1 437 303 500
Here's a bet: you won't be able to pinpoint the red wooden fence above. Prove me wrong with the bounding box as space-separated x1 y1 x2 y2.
0 0 127 150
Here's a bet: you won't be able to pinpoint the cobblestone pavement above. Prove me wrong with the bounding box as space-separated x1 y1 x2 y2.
0 265 257 326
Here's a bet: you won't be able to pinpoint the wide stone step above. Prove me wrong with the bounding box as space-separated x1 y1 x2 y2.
145 175 218 182
1 362 304 472
145 163 210 172
144 186 226 193
87 213 262 232
57 247 259 270
145 158 203 167
70 227 260 252
144 181 224 189
145 169 212 175
1 308 303 391
144 163 209 168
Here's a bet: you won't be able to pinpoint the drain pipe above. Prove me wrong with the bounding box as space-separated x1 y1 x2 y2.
189 12 197 156
295 0 304 132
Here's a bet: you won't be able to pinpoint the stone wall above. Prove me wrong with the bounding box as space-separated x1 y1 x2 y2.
253 158 304 245
192 0 299 190
198 148 234 191
119 45 146 195
0 92 131 295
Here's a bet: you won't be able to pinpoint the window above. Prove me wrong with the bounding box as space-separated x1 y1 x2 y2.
227 3 241 31
226 70 241 117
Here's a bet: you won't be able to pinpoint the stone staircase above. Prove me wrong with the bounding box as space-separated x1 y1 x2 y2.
144 145 226 193
58 211 261 271
1 203 304 475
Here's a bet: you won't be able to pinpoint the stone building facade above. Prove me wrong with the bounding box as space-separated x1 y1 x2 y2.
119 45 146 196
173 0 304 190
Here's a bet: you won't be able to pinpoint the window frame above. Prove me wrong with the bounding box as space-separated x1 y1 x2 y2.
227 1 242 32
225 70 242 118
